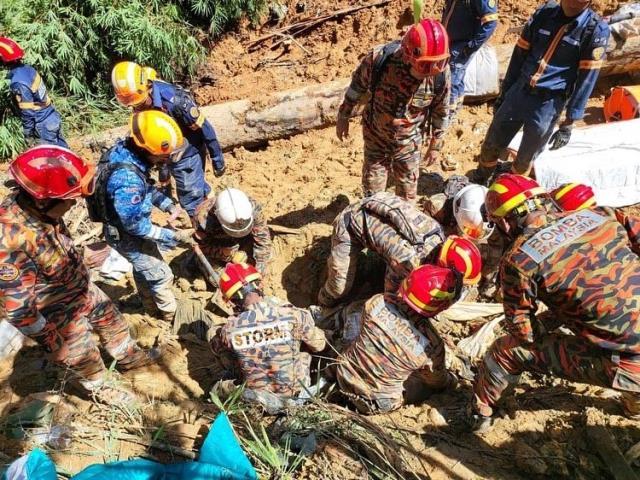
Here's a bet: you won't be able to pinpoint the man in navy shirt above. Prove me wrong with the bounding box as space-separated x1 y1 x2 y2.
442 0 498 119
473 0 609 184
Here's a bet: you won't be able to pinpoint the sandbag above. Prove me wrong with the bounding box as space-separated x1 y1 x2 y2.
463 44 500 100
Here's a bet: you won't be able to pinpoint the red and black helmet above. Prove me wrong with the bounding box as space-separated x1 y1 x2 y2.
10 145 96 200
0 37 24 63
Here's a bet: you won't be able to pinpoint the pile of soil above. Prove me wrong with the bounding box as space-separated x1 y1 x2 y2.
2 0 639 478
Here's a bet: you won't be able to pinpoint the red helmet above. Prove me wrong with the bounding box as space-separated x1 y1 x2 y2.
551 183 596 211
437 235 482 285
399 264 461 317
9 145 96 200
401 19 450 76
219 262 262 303
0 37 24 63
486 174 547 220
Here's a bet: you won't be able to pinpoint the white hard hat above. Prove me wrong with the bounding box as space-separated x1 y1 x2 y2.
453 184 494 241
215 188 254 238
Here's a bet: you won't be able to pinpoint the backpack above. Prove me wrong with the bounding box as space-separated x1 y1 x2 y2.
359 194 444 251
86 146 147 225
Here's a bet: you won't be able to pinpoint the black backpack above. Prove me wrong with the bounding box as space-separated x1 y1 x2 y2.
86 146 147 225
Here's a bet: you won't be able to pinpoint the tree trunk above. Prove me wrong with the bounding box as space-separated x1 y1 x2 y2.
78 35 640 154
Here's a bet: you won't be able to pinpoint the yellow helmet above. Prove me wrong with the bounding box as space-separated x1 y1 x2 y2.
129 110 184 156
142 66 158 82
111 61 151 107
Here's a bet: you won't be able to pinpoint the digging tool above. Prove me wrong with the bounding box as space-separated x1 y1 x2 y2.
192 245 233 315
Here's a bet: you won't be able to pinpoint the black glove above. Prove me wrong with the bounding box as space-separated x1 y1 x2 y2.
548 124 572 150
214 165 226 177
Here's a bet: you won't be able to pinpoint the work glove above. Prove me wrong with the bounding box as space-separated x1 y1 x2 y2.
214 165 226 178
548 124 572 150
174 228 197 246
336 115 350 141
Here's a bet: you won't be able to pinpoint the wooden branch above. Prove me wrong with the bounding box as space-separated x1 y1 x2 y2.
269 224 303 235
247 0 391 51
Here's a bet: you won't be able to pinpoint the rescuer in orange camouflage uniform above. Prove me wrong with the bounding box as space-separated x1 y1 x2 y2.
336 19 451 202
335 265 462 414
0 146 159 405
211 263 326 406
469 174 640 431
317 192 445 307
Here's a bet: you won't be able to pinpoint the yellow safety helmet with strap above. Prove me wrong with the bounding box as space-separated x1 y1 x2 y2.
129 110 184 157
111 61 151 107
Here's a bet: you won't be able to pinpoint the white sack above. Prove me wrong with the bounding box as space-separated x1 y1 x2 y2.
463 44 500 98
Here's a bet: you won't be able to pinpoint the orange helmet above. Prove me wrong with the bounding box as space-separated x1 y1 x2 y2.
437 235 482 285
399 264 461 317
485 174 547 220
111 61 151 107
9 145 96 200
551 183 596 211
219 262 262 303
401 19 450 76
0 37 24 63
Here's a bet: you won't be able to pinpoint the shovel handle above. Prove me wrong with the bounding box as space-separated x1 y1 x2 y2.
193 245 220 287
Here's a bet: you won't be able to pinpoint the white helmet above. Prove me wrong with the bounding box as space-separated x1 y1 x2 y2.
215 188 254 238
453 184 494 241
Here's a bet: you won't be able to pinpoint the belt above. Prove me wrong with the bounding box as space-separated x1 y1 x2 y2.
521 83 564 99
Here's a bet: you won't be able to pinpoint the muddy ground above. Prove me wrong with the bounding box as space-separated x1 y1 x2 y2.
2 0 640 478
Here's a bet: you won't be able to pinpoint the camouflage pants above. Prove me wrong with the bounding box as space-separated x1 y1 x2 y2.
31 282 143 384
362 131 422 202
473 333 640 418
318 215 425 306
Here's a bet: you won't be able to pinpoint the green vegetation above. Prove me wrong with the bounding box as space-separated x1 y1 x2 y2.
0 0 268 160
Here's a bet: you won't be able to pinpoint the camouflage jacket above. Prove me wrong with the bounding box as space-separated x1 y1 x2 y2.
501 207 640 353
193 195 272 269
0 194 90 334
211 297 326 396
339 42 451 141
344 192 444 268
336 293 443 401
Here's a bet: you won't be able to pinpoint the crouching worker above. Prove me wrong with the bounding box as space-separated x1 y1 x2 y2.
193 188 272 278
0 146 160 405
210 263 326 413
88 111 197 322
469 174 640 431
334 264 463 414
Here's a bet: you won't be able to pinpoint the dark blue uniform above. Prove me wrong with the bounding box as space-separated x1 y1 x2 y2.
442 0 498 115
7 64 68 148
147 80 225 216
478 3 609 178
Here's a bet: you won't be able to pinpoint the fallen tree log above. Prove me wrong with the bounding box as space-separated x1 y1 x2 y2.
78 33 640 154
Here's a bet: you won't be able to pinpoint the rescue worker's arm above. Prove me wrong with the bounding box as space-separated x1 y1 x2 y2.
615 209 640 255
174 91 225 173
500 261 537 344
148 185 175 213
501 10 537 99
430 68 452 138
0 249 39 331
564 22 610 122
298 309 327 352
108 169 178 245
338 50 375 118
9 82 36 134
210 327 241 377
250 201 272 274
467 0 498 51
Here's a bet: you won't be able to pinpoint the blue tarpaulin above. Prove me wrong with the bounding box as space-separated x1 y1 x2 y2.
2 414 257 480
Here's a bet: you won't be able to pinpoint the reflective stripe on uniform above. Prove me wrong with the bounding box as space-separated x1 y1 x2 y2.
516 37 530 50
530 24 569 88
17 98 52 110
481 13 499 24
578 60 603 70
442 0 457 28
